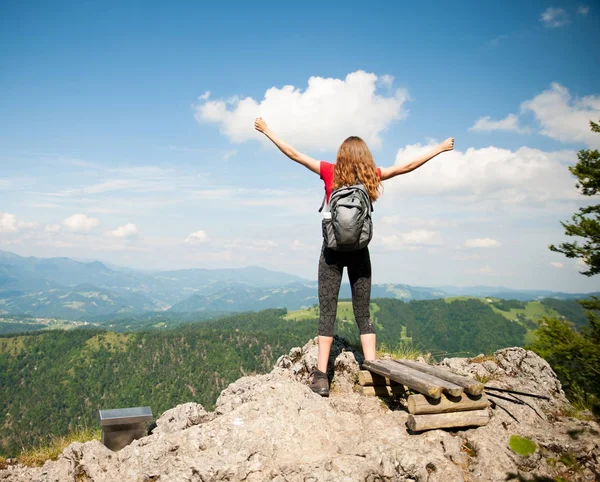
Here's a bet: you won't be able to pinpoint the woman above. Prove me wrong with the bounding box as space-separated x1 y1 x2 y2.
254 117 454 396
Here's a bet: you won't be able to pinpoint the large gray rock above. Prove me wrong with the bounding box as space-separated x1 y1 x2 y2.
439 347 569 411
152 402 215 435
1 341 598 482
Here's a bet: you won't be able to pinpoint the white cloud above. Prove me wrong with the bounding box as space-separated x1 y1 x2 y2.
379 74 394 89
17 220 37 230
63 214 99 233
0 213 34 233
185 230 209 244
107 223 138 238
291 239 305 250
45 224 61 233
464 238 500 248
487 33 510 48
41 166 203 201
187 187 319 216
378 229 442 249
469 114 528 133
0 213 18 233
403 230 441 245
380 216 403 226
451 253 482 261
56 178 169 197
61 158 100 169
479 265 494 275
224 239 278 251
521 83 600 147
540 7 570 28
168 145 206 153
380 216 457 229
223 150 237 161
577 5 589 15
551 262 564 268
26 203 60 209
386 143 580 204
194 70 408 151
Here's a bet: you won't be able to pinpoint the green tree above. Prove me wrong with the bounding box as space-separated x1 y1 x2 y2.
530 120 600 416
530 316 600 409
549 120 600 276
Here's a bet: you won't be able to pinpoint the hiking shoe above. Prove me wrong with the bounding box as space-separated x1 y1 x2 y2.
309 369 329 397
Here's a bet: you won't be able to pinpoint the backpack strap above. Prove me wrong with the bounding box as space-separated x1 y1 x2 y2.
318 192 326 213
356 184 374 213
319 185 374 213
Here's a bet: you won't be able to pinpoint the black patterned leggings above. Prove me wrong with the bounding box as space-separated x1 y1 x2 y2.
318 243 375 337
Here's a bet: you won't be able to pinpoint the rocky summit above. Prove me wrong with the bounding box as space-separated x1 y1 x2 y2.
1 337 598 482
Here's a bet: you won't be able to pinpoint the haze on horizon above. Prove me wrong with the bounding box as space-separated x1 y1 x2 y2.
1 1 599 293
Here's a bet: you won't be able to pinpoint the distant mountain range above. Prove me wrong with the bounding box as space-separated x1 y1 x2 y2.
0 249 597 320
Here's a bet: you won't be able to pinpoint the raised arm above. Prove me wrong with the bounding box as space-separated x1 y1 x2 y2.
380 138 454 181
254 117 320 175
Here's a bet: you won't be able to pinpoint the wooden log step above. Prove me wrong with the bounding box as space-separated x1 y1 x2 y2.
363 360 442 398
359 385 405 398
372 359 464 398
384 360 464 397
364 359 446 398
394 359 484 396
364 360 451 399
357 370 399 387
407 409 490 432
407 393 489 415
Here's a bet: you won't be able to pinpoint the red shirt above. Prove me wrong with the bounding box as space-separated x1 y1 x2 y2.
319 161 382 202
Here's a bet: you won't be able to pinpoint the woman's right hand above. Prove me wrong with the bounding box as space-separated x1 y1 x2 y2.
440 137 455 152
254 117 268 133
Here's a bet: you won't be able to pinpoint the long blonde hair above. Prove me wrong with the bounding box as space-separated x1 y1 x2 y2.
333 136 381 201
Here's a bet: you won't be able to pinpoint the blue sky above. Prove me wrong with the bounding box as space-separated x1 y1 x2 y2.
1 1 599 292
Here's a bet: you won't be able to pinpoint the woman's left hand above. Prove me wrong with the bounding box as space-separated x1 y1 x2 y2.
440 137 455 152
254 117 268 133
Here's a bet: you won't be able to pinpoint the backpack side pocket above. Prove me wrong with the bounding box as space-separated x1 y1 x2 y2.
322 217 337 250
358 215 373 249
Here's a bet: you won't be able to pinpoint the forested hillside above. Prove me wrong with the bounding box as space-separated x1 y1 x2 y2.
538 298 589 330
376 298 527 355
0 297 589 457
286 297 575 354
0 311 309 457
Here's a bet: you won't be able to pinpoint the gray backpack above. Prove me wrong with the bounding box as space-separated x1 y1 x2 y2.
319 184 373 251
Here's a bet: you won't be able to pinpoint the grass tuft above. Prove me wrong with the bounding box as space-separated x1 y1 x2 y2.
561 405 595 422
566 388 600 420
468 354 498 364
16 426 101 467
473 372 501 384
461 440 477 458
376 342 430 361
558 451 581 471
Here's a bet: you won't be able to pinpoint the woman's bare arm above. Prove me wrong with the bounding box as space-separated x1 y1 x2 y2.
380 138 454 181
254 117 320 175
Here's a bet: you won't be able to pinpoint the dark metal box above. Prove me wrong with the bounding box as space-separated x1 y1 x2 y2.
99 407 153 451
